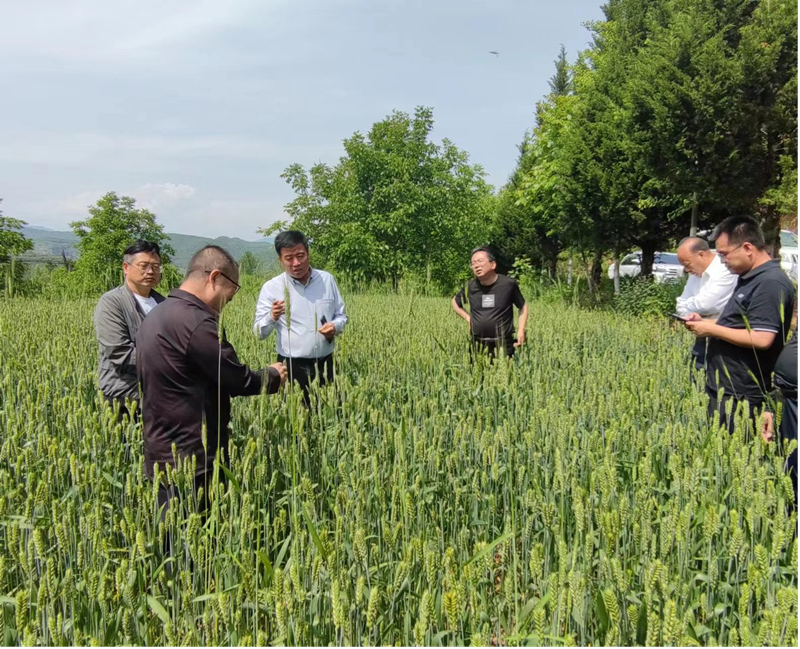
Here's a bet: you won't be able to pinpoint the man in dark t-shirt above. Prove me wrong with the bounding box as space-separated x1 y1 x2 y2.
452 247 528 359
685 216 795 434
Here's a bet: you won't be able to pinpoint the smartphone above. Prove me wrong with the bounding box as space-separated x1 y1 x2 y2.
669 313 689 322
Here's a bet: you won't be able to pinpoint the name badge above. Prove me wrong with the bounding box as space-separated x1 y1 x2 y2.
481 294 495 308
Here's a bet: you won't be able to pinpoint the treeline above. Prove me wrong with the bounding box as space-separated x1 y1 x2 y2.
272 0 796 293
497 0 797 289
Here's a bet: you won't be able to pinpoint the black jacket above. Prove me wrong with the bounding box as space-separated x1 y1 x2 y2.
136 289 281 478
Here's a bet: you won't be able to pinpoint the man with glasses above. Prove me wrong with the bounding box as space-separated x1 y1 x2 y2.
684 216 795 433
137 245 287 519
93 239 166 421
452 247 528 360
675 237 737 372
254 231 348 408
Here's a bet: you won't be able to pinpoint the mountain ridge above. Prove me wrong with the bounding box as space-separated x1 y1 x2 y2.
19 226 276 270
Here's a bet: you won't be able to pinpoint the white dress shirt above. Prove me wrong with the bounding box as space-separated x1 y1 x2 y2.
254 269 348 359
675 253 737 318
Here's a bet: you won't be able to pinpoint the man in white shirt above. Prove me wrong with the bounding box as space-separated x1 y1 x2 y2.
254 231 347 407
675 237 737 370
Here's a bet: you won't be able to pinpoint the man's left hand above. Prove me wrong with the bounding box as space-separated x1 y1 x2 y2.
684 318 716 338
514 332 526 348
319 322 336 342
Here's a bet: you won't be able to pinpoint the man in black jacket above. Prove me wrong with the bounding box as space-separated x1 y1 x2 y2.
137 245 286 517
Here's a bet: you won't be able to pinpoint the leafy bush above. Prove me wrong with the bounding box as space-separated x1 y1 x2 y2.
612 275 686 317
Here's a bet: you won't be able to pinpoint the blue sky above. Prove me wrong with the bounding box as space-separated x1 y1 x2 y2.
0 0 604 239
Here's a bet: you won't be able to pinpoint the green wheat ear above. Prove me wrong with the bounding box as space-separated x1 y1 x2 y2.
284 280 291 329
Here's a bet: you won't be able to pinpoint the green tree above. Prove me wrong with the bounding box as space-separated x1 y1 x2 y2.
263 107 492 292
70 192 175 292
238 251 263 276
0 200 34 264
0 200 34 298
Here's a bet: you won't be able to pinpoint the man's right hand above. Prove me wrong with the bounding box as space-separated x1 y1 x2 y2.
271 300 286 321
761 411 775 442
270 362 288 385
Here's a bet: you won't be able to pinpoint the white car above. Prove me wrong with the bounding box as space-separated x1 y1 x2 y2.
780 229 798 280
608 251 685 283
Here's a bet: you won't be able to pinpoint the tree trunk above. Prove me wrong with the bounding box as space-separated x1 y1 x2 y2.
640 242 657 278
591 249 603 288
567 253 573 287
760 205 781 259
613 255 621 296
690 196 698 237
548 252 558 280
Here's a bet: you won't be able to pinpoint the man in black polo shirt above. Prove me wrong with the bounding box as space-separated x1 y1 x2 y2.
452 247 528 359
684 216 795 433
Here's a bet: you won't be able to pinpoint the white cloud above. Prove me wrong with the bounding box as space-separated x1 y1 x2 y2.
0 0 280 63
54 183 197 217
0 132 297 167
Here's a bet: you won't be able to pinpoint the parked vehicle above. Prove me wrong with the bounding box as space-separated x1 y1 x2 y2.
780 229 798 280
608 251 685 283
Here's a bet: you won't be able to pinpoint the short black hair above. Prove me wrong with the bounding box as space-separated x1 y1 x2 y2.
123 240 161 262
185 245 238 280
470 247 496 263
711 216 766 250
275 230 309 256
678 237 710 254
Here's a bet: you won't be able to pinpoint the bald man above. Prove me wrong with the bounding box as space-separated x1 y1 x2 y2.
675 237 737 371
137 245 287 517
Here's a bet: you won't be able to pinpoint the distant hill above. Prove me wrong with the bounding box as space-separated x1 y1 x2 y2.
20 226 276 270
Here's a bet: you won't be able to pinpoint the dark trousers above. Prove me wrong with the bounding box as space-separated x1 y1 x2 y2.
780 396 798 506
470 337 515 363
691 338 708 371
277 353 334 408
157 471 215 522
707 391 763 435
103 394 139 424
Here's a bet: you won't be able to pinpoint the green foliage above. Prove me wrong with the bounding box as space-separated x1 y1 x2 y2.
510 0 797 278
70 192 175 292
0 287 796 645
264 107 493 293
0 201 34 299
612 276 686 317
238 251 263 277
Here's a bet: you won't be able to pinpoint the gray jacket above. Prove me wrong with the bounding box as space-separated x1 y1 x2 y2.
94 284 165 399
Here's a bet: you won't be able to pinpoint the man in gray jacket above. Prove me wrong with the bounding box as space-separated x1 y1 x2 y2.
94 240 166 421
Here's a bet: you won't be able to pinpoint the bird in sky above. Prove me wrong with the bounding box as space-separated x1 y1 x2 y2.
489 51 499 57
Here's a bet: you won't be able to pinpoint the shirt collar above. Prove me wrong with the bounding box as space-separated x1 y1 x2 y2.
287 268 318 287
168 288 216 316
703 253 722 278
741 258 781 281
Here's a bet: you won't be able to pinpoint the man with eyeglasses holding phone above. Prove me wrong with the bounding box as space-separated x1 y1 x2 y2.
684 216 795 434
94 240 166 421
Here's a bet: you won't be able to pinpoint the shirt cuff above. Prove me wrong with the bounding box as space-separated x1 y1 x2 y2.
265 366 282 393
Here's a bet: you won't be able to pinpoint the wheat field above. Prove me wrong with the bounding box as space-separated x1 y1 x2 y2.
0 285 796 646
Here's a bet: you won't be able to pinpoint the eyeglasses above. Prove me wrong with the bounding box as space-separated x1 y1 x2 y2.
716 244 743 259
134 262 162 273
206 270 240 295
